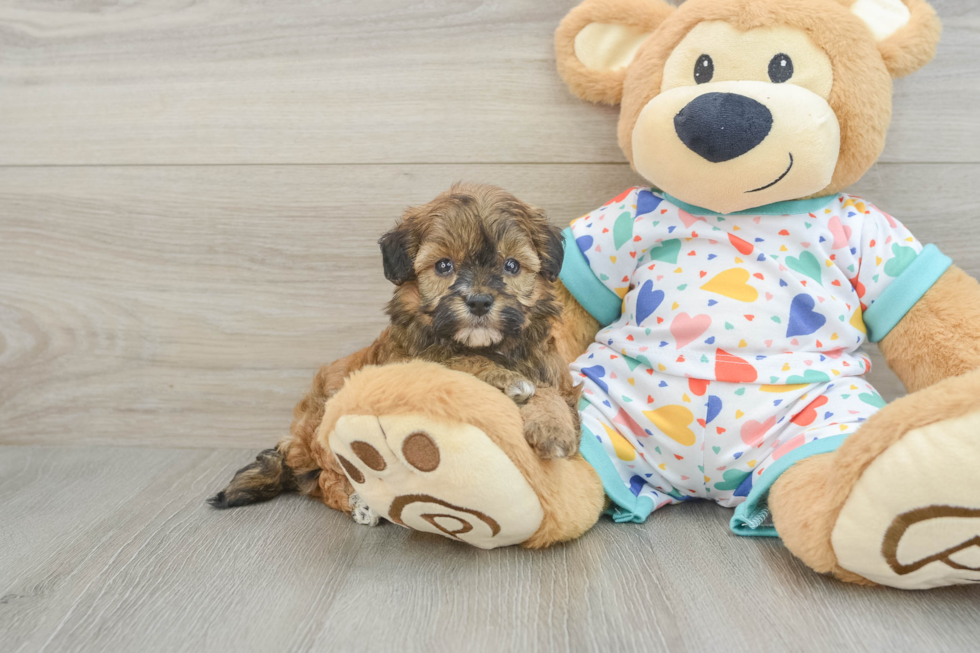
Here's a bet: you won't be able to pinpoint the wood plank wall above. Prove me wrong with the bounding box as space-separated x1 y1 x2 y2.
1 0 978 448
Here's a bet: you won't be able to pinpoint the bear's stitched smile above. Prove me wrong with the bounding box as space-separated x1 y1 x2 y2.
747 153 794 193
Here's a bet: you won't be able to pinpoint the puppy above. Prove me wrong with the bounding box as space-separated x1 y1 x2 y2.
209 183 581 515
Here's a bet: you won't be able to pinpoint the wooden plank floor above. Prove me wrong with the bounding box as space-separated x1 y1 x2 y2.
2 446 978 653
2 0 979 650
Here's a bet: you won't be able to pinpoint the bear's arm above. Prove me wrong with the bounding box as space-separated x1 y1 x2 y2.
878 266 980 393
553 280 602 365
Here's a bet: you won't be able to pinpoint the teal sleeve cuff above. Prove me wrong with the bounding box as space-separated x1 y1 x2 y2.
579 420 655 524
730 434 849 538
863 244 952 343
558 227 622 327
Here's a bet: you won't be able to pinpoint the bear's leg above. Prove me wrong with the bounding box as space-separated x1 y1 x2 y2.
769 369 980 589
317 360 606 549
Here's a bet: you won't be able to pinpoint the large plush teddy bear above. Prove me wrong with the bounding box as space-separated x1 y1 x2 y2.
302 0 980 590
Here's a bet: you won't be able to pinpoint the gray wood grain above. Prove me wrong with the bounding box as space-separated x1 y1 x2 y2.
0 0 976 165
0 446 977 653
2 163 978 448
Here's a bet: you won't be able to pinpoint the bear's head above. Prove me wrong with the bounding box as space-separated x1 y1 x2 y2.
556 0 941 214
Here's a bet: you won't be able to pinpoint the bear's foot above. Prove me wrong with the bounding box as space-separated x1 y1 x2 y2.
329 413 545 549
831 409 980 589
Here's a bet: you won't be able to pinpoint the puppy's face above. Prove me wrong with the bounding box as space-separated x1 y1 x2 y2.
379 184 564 349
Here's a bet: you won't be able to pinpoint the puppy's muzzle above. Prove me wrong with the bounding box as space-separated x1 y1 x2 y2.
465 293 494 317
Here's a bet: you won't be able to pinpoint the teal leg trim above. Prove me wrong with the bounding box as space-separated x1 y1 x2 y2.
579 420 655 524
730 434 849 537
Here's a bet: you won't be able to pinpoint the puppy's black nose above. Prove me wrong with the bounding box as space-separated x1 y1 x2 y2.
465 294 494 316
674 92 773 163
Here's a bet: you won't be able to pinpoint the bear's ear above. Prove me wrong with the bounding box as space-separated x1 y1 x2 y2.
848 0 942 78
555 0 674 105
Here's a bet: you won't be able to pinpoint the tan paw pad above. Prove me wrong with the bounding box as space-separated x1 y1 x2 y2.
832 411 980 589
328 413 543 549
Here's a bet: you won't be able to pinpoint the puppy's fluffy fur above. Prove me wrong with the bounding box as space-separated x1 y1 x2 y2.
209 183 581 512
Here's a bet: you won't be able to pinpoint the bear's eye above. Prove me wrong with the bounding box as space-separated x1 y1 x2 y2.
768 53 793 83
503 258 521 275
434 258 454 276
694 54 714 84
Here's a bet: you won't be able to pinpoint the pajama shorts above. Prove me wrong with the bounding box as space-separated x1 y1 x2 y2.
575 367 886 528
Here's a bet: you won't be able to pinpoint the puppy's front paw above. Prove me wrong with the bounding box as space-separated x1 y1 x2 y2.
523 419 578 460
349 492 380 527
506 380 536 405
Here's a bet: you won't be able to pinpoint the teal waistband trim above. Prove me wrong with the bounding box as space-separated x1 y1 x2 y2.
663 193 837 217
863 244 951 343
730 434 849 537
559 227 622 327
579 419 655 524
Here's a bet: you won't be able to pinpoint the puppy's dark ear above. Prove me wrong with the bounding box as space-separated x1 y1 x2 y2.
535 221 566 282
378 222 416 285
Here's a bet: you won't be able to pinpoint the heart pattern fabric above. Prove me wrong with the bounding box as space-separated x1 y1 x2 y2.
569 188 924 385
563 187 932 517
573 352 883 515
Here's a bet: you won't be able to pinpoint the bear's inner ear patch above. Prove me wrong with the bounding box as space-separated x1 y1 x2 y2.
850 0 912 42
574 23 650 71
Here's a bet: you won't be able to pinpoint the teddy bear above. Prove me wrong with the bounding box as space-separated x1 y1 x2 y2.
312 0 980 590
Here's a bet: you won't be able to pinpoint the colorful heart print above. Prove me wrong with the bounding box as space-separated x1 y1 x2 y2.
648 238 681 263
786 293 827 337
715 348 758 383
670 312 712 349
643 405 696 446
701 268 759 302
740 416 777 446
785 250 823 284
714 469 751 491
827 215 853 250
884 244 916 277
635 280 665 325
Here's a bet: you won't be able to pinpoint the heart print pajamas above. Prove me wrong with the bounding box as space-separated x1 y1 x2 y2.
558 187 951 533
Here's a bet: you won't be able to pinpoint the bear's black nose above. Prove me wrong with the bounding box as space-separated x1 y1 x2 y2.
674 93 773 163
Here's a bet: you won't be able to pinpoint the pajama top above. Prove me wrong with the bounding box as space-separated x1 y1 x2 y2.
559 188 953 533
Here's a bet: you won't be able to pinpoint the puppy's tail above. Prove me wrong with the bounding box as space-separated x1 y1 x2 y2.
208 443 306 509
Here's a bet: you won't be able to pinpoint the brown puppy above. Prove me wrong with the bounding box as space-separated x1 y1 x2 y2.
209 183 582 514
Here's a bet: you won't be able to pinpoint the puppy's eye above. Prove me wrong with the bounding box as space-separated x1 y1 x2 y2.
503 258 521 275
694 54 713 84
768 53 793 83
434 258 454 276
